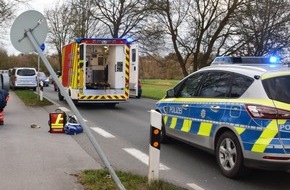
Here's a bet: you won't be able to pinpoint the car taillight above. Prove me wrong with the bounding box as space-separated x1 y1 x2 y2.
246 104 290 119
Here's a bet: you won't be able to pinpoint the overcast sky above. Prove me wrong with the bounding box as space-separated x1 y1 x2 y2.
5 0 63 55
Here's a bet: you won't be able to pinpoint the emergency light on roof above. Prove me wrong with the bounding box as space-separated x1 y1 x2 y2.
75 38 132 45
269 56 279 63
212 56 280 65
126 37 133 43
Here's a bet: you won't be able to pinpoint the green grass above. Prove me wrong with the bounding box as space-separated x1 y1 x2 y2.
78 169 184 190
14 90 53 106
141 79 179 100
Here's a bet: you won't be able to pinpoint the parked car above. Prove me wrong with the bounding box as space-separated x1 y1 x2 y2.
37 72 49 87
155 60 290 178
9 67 37 91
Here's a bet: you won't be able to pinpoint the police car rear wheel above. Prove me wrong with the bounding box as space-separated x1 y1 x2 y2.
216 131 244 178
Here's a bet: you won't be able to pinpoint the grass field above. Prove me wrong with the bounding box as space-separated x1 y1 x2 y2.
140 79 179 100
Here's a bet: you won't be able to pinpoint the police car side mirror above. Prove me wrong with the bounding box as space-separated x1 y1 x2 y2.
166 89 175 98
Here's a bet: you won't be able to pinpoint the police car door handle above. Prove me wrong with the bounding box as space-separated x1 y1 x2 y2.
182 104 189 109
211 105 220 111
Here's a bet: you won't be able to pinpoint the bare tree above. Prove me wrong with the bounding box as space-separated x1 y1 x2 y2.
45 3 75 70
89 0 150 39
1 0 26 53
147 0 245 76
0 0 17 27
234 0 290 57
70 0 103 38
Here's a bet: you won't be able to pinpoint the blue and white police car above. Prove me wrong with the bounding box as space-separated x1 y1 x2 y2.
155 56 290 178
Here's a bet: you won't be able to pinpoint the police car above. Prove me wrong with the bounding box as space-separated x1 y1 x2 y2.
155 56 290 178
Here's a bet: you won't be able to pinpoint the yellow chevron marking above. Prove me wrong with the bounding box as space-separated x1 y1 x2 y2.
198 122 212 136
80 95 125 100
251 120 280 153
262 73 289 80
234 127 246 135
277 119 287 125
124 45 130 98
169 117 177 129
163 116 168 125
181 119 192 132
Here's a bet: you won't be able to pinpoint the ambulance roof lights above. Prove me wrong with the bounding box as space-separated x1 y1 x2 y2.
126 37 133 44
75 38 82 43
75 38 129 45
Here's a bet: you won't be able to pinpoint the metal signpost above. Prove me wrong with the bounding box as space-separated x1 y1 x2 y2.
37 43 45 101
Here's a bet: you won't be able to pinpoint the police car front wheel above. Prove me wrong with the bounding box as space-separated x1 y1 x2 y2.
216 131 246 178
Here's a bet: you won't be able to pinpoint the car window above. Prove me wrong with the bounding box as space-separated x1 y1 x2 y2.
198 71 231 98
230 73 254 98
263 75 290 104
17 69 36 76
175 73 204 98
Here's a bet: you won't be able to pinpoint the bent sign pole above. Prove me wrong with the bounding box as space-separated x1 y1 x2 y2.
26 29 126 190
10 11 125 190
26 28 126 190
148 110 162 184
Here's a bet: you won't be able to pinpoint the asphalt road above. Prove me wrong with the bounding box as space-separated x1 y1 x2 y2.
43 85 290 190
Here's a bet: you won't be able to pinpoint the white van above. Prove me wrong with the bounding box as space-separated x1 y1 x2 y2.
10 67 37 91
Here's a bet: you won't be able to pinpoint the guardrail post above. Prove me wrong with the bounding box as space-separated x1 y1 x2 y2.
148 110 162 184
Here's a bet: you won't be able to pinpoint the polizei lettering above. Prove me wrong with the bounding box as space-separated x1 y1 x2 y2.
280 124 290 131
169 106 183 115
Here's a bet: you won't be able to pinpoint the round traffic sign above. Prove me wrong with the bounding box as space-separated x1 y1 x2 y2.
10 10 48 53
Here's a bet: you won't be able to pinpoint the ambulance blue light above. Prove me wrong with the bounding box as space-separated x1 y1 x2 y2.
75 38 82 43
126 37 133 44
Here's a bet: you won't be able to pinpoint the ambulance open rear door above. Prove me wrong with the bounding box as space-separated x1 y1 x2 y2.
129 43 139 97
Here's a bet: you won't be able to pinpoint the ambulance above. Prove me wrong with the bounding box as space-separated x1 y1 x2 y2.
58 38 139 106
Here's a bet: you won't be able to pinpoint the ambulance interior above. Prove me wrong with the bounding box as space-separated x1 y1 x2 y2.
84 45 125 95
